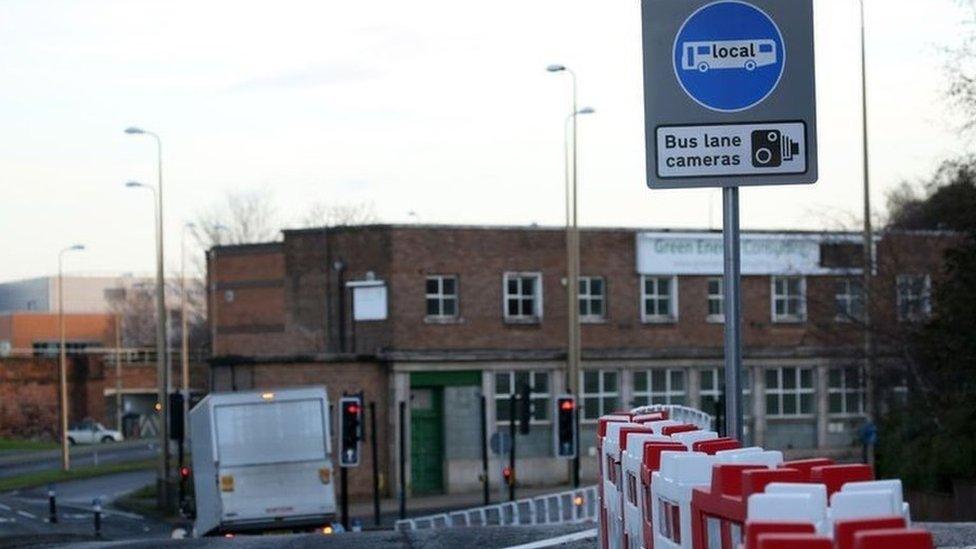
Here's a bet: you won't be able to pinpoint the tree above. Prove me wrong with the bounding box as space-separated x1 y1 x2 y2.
886 158 976 232
871 159 976 491
191 189 281 250
299 200 379 228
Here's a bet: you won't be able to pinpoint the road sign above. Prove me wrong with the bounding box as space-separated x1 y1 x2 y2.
642 0 817 188
490 431 511 455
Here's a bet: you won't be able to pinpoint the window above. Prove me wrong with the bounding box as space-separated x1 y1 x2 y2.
504 273 542 322
633 369 687 406
828 367 865 416
700 368 752 419
771 276 806 322
425 275 458 319
765 367 815 417
581 370 620 421
700 368 723 417
579 276 606 321
835 278 864 322
707 278 724 322
897 274 931 322
642 276 677 323
494 371 550 423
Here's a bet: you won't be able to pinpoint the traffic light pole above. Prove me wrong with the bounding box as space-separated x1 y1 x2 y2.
370 401 380 527
480 395 489 506
508 394 516 502
340 466 348 530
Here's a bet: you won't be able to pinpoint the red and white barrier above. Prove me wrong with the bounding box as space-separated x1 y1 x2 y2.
595 405 932 549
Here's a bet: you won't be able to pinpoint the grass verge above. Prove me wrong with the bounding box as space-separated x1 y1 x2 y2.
0 459 155 492
0 438 57 452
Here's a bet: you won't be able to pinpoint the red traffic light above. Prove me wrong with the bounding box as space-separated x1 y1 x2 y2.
559 399 575 411
180 466 191 479
345 403 360 415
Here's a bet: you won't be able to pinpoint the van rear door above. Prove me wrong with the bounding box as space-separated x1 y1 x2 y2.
213 397 335 524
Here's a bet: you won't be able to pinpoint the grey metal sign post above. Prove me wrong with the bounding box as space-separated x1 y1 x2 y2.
641 0 817 440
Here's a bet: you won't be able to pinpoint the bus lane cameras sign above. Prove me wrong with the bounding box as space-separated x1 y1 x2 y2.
641 0 817 188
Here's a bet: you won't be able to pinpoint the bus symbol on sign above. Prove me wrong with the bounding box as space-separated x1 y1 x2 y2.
682 40 777 72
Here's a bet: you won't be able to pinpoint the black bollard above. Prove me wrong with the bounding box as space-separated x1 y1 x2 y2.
93 497 102 538
48 486 57 524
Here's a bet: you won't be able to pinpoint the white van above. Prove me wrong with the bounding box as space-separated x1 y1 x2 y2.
189 387 337 536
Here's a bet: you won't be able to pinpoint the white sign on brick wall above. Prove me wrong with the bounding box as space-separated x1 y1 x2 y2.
636 232 860 276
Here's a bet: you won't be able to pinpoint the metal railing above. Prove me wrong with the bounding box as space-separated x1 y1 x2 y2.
394 485 598 532
630 404 715 430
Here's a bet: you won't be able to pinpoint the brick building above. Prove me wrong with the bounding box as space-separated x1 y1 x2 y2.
208 225 955 497
0 274 208 437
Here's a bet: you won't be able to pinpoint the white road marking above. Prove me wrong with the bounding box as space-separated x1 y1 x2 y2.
16 510 36 520
503 528 598 549
104 508 144 520
0 503 10 511
0 518 16 523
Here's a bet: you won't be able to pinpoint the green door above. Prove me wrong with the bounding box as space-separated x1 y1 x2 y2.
410 387 443 494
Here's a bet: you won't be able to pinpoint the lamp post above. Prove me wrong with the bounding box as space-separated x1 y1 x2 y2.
58 244 85 472
549 64 595 488
124 175 170 509
858 0 877 463
546 64 580 396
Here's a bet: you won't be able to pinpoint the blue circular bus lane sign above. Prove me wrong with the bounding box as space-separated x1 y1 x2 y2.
674 1 785 112
640 0 817 189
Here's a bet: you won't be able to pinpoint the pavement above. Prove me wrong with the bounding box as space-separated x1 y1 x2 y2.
0 441 158 479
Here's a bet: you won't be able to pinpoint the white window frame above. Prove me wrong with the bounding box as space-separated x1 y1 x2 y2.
503 272 543 323
494 370 551 424
425 275 459 320
771 276 806 323
632 369 687 407
834 278 864 322
706 277 724 323
764 367 815 418
699 368 752 419
828 366 866 417
896 274 931 322
579 276 606 323
641 275 678 323
581 369 620 423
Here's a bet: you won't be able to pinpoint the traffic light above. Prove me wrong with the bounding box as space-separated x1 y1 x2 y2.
169 392 185 441
338 395 363 467
502 466 514 486
518 383 532 435
555 395 577 459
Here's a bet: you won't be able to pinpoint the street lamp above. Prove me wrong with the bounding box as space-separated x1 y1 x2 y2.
548 63 592 488
124 125 169 509
858 0 877 464
58 244 85 471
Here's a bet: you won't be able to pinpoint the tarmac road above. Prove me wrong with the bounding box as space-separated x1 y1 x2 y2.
0 469 175 547
0 441 158 479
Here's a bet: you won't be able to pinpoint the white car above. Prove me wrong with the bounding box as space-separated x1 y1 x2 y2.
67 419 123 445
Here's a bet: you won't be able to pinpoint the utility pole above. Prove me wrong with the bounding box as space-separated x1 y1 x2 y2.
859 0 878 465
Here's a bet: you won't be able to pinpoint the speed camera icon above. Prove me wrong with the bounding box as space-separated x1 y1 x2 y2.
750 129 800 168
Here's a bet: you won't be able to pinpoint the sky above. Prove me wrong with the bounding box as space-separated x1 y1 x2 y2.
0 0 970 281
